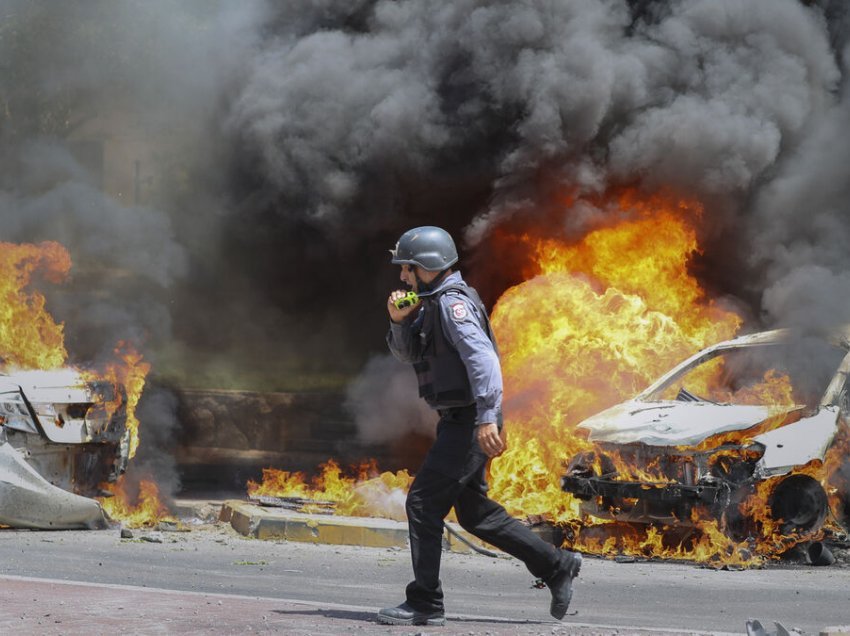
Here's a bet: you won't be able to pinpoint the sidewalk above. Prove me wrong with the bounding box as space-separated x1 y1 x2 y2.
0 575 378 636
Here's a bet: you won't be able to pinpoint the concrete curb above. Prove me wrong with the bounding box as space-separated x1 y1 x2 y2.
221 500 408 548
219 500 494 554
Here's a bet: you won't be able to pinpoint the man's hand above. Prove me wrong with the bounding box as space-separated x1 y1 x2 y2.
477 422 506 458
387 290 420 323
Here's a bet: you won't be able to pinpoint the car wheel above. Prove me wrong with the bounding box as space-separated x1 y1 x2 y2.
768 474 828 537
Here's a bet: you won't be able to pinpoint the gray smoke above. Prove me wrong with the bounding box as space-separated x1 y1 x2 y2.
128 384 183 502
0 0 266 361
461 0 842 259
344 355 436 444
752 51 850 332
0 0 268 492
0 140 188 359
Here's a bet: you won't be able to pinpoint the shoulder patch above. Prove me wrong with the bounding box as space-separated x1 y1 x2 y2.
450 301 468 321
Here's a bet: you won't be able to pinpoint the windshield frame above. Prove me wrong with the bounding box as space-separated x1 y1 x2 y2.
635 328 850 407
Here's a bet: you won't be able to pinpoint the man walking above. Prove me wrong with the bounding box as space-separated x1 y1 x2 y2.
377 226 582 627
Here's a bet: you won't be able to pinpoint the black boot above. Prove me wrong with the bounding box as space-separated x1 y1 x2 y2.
547 550 582 620
376 601 446 626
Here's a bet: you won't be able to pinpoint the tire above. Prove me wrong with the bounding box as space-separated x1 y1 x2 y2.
768 474 828 537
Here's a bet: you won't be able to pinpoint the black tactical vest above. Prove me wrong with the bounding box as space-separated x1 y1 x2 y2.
413 283 498 409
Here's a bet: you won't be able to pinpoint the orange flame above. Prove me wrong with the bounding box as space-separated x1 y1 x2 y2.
95 341 152 460
823 428 850 531
100 478 176 528
489 193 741 524
0 241 70 369
673 359 797 410
92 343 175 527
486 189 844 563
248 460 413 521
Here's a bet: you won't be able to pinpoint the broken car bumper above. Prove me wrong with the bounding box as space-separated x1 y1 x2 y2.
561 474 726 506
0 442 107 530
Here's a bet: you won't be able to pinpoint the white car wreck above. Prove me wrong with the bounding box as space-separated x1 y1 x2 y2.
0 369 128 529
562 326 850 541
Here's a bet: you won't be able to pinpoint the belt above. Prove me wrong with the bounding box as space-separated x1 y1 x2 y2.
437 404 476 419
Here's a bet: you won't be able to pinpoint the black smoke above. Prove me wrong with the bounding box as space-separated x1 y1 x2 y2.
222 0 850 333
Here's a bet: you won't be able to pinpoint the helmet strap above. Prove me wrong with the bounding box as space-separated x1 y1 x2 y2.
416 267 451 296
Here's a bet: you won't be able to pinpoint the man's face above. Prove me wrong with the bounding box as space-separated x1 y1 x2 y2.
399 264 438 291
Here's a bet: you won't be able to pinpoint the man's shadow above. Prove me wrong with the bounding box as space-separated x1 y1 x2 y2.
272 608 552 626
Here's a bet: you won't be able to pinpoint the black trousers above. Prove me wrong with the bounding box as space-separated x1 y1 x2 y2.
404 406 561 613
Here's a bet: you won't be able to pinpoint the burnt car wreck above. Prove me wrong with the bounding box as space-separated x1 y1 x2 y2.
562 326 850 543
0 369 128 529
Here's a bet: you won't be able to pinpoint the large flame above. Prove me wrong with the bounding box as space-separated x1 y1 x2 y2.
0 241 70 369
489 193 741 523
487 190 846 564
250 193 744 537
251 190 847 565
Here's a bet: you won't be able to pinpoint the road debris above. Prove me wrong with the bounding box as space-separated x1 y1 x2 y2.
746 619 798 636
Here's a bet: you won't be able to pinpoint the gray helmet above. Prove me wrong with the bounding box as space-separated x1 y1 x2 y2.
390 226 458 271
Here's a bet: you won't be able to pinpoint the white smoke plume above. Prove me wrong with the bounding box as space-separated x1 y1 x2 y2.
344 355 436 444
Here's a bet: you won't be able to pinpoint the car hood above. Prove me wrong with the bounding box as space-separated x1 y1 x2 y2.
577 401 796 446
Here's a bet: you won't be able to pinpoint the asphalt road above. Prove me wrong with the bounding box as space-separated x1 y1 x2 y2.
0 523 848 635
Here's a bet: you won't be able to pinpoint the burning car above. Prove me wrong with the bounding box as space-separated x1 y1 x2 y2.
561 326 850 545
0 368 128 529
